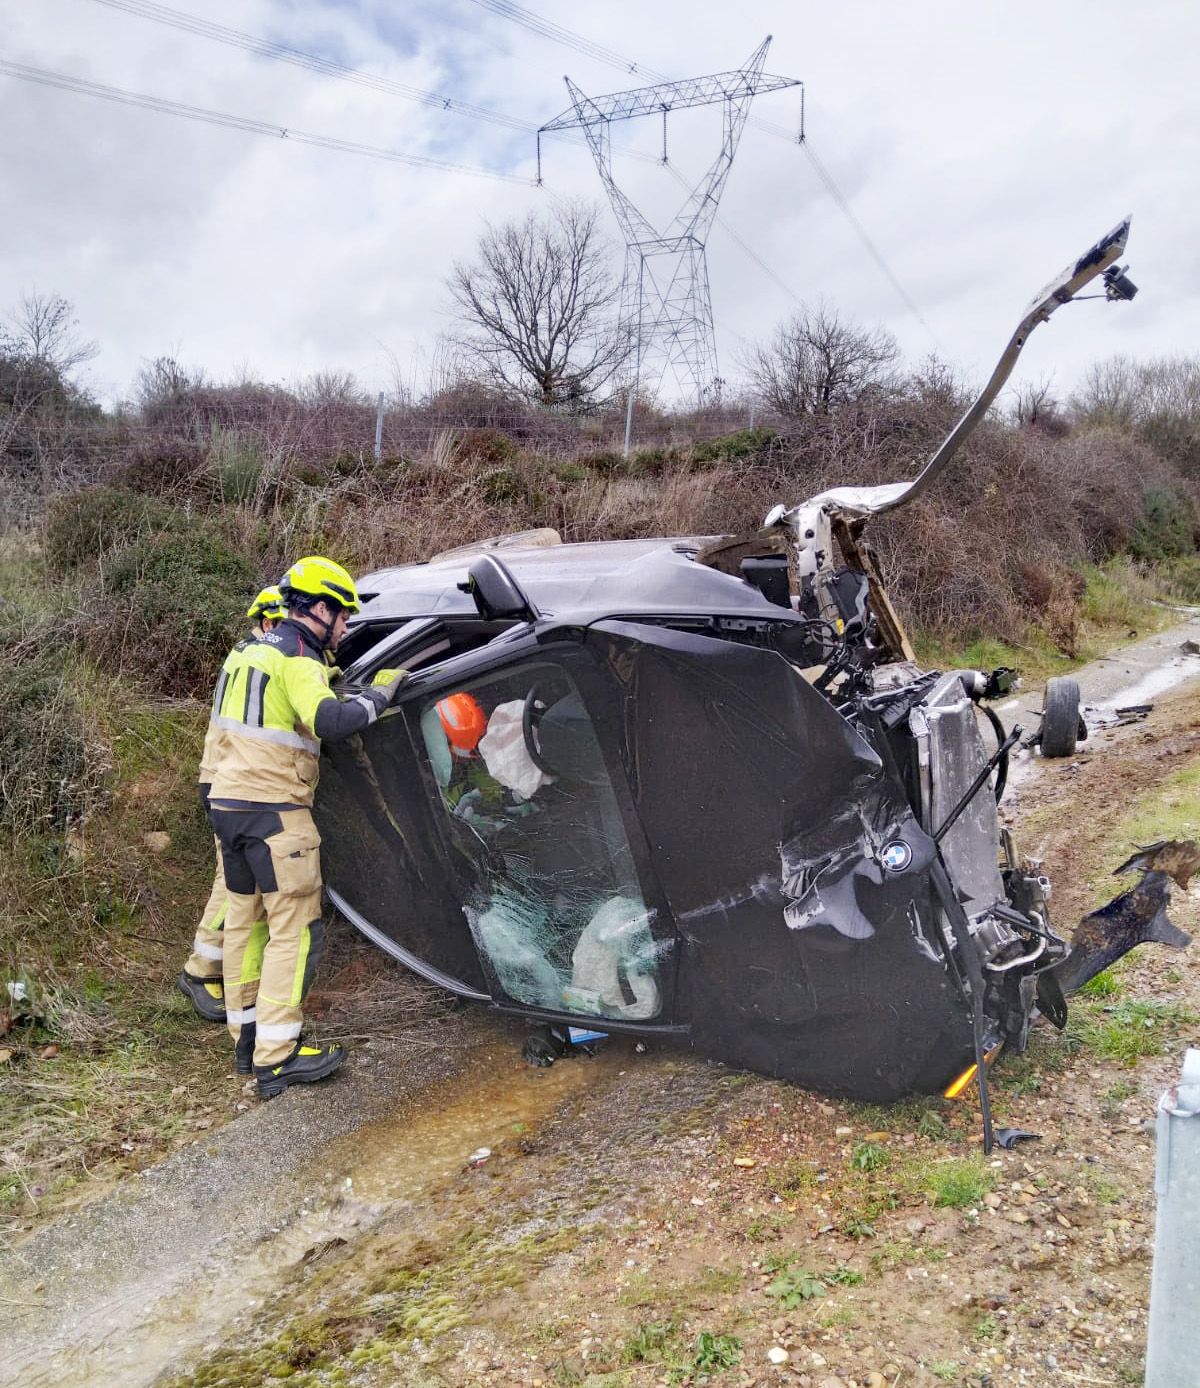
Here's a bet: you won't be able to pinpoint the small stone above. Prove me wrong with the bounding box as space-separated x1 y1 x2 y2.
142 831 171 853
767 1346 789 1364
985 1193 1002 1209
733 1156 757 1168
865 1374 888 1388
882 1367 900 1380
810 1351 828 1367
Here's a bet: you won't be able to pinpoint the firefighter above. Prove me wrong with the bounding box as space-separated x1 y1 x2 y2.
176 584 288 1024
207 556 404 1096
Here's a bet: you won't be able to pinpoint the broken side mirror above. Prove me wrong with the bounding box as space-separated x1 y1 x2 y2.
1104 263 1138 302
460 554 541 623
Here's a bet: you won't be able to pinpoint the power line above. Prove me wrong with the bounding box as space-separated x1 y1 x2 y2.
0 59 535 184
800 139 940 344
83 0 534 132
464 0 652 77
79 0 668 171
662 161 803 310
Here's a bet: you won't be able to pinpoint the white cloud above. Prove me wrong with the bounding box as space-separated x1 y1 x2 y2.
2 0 1196 407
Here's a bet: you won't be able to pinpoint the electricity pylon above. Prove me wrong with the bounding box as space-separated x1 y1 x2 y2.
539 37 800 423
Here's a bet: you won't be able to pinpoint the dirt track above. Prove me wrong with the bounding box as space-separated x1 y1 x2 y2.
2 629 1199 1388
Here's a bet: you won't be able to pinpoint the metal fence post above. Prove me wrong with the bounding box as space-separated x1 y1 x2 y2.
374 392 384 462
1145 1047 1200 1386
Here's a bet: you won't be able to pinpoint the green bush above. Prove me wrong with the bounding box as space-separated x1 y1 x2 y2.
118 437 207 496
691 426 776 465
85 526 257 696
43 486 180 572
476 465 524 505
455 428 517 466
206 430 266 504
1163 554 1200 601
0 603 107 835
1130 486 1196 561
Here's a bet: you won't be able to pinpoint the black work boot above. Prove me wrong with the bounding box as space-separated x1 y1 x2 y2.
255 1041 345 1099
235 1022 257 1075
176 971 227 1024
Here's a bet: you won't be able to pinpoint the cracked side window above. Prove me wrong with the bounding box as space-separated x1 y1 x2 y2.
420 663 664 1021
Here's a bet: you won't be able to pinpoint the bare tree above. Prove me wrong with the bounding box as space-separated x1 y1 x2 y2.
1070 355 1140 428
1011 374 1062 428
134 355 206 410
448 201 628 409
743 303 899 416
7 291 98 374
1 323 74 417
297 370 364 407
1071 353 1200 474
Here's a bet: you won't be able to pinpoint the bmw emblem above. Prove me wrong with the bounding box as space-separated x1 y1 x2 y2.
881 840 913 873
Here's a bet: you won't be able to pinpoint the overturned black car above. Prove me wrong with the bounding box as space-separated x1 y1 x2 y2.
314 218 1186 1125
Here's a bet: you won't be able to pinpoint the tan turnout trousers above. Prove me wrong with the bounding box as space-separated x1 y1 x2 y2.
183 843 227 980
212 806 325 1068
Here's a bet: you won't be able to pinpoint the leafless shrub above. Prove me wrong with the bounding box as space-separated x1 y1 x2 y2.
296 369 365 407
743 302 900 416
1072 353 1200 477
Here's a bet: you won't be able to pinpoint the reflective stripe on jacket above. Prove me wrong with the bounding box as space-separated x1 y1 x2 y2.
207 619 384 807
198 638 252 784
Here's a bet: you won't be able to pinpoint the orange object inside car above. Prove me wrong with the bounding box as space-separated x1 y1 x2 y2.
437 692 488 754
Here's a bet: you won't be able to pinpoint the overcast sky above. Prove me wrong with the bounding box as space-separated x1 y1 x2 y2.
2 0 1196 408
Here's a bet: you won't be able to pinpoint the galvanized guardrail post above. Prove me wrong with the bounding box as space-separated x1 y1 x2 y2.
1145 1047 1200 1386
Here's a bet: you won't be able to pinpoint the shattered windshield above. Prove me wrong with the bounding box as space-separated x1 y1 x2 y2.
420 662 667 1021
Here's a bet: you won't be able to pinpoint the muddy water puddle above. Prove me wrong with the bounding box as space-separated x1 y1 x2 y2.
1092 649 1200 711
328 1044 621 1202
11 1042 619 1388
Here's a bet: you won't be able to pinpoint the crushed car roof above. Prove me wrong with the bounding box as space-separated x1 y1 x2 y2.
356 537 794 625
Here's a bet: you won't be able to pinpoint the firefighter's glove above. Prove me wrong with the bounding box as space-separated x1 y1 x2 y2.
370 667 409 705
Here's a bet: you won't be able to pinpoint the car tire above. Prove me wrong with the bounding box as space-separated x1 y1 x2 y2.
1040 676 1081 758
521 1026 566 1068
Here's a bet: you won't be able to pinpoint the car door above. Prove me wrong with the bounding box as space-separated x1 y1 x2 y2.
318 634 682 1029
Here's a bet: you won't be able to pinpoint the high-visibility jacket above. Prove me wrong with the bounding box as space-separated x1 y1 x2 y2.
197 636 340 787
207 619 389 808
198 637 252 787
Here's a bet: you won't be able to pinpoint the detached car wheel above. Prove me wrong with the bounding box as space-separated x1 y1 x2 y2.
1040 676 1081 758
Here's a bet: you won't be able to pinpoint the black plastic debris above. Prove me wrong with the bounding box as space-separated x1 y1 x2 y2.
993 1127 1041 1150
